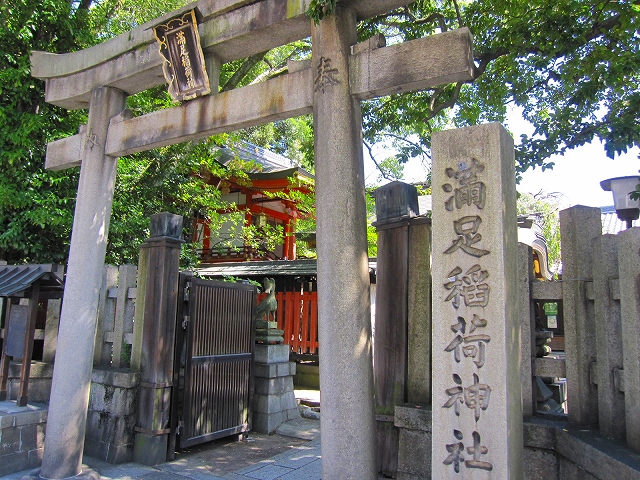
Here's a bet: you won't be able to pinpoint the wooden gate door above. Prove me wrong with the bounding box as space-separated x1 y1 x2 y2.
171 275 256 449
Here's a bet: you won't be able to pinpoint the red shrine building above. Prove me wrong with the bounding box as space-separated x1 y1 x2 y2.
192 142 314 263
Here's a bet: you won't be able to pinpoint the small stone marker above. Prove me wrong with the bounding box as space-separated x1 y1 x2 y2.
431 123 523 478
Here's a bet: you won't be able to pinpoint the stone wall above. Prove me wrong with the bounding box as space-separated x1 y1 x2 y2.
0 402 47 476
7 362 53 404
84 368 139 464
395 404 431 480
394 412 640 480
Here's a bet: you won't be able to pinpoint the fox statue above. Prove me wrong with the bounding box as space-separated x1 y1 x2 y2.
255 277 277 322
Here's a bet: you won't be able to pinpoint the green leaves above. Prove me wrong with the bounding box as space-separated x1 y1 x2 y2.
0 0 88 263
306 0 337 25
457 0 640 172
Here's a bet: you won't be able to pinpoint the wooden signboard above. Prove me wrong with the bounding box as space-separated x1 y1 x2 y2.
153 9 211 102
6 305 29 359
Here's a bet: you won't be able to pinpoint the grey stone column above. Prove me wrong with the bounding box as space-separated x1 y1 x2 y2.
407 217 432 405
593 234 625 440
618 227 640 451
431 123 523 478
518 243 536 417
559 205 601 427
312 7 377 480
41 86 126 479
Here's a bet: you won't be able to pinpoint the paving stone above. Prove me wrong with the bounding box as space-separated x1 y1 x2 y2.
276 459 322 480
242 464 294 480
232 460 275 475
271 446 320 469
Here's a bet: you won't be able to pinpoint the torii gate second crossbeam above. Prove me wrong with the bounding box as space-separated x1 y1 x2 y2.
30 1 474 478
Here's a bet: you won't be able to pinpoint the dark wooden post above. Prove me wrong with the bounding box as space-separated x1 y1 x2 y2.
0 282 40 406
372 181 420 477
133 212 184 465
17 281 40 406
0 299 13 399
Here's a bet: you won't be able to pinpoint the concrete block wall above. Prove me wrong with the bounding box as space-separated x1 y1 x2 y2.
84 368 140 464
253 344 300 433
0 402 47 476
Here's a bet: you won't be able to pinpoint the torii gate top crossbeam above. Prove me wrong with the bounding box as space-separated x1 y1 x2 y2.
42 27 474 170
31 0 413 110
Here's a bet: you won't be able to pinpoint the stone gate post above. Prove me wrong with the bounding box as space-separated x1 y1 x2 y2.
559 205 601 427
372 181 433 478
41 86 126 479
618 228 640 451
312 6 377 479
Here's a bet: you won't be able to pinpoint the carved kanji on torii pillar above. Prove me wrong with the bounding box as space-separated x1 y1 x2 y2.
31 1 474 478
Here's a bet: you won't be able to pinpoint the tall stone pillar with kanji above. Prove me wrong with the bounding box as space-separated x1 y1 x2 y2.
431 123 523 479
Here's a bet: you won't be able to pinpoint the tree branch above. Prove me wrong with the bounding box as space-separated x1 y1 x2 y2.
364 141 395 182
379 133 431 160
424 82 463 122
451 0 463 29
221 51 268 92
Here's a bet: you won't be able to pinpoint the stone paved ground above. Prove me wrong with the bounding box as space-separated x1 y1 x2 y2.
4 396 322 480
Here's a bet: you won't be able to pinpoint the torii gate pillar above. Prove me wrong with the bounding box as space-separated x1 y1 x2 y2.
40 86 126 479
313 7 377 480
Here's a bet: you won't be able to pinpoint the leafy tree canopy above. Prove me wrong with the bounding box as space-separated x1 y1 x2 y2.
359 0 640 176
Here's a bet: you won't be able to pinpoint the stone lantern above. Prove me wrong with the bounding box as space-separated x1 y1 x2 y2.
600 175 640 228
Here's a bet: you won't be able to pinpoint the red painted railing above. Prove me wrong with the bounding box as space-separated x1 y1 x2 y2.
257 291 318 355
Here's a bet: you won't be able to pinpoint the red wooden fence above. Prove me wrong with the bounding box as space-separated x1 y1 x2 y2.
257 291 318 355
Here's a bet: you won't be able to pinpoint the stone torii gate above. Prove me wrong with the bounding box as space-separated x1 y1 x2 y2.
30 1 474 478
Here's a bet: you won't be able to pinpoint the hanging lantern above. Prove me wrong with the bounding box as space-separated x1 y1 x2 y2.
254 212 268 228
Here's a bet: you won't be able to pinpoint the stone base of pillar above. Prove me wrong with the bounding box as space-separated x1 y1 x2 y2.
133 432 168 466
20 466 100 480
252 344 300 434
394 404 432 480
0 401 47 476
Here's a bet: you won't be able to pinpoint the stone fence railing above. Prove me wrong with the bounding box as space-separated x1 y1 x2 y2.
523 206 640 447
93 264 140 369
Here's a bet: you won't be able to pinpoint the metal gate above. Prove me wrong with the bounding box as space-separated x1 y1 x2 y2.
170 275 256 450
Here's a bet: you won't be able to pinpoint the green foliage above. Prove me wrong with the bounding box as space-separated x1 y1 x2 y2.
241 116 315 172
374 156 405 183
0 0 89 263
0 0 298 267
306 0 337 25
359 0 640 175
459 0 640 172
6 0 638 268
365 190 378 257
221 275 262 289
